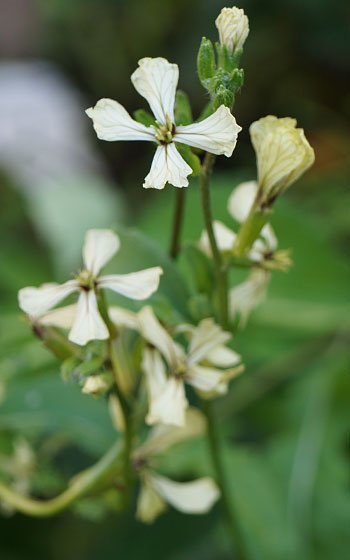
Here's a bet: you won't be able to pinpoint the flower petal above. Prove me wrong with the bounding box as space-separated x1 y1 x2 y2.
149 472 220 514
186 364 223 393
136 472 167 523
83 229 120 276
86 98 155 142
146 377 188 427
188 318 231 365
175 105 242 157
134 408 206 459
131 57 179 124
108 306 139 331
98 266 163 300
143 144 192 190
228 180 258 223
199 220 236 256
141 348 168 424
138 306 184 370
261 224 278 252
205 345 241 367
68 291 109 345
39 304 77 329
18 281 79 318
229 268 270 326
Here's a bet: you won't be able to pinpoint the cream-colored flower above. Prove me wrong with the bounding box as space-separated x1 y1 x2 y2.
199 180 277 262
18 229 162 346
229 267 270 326
250 115 315 202
215 6 249 53
139 307 242 426
87 57 241 190
133 409 219 523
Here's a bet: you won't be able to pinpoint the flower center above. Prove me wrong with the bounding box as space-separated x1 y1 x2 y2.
152 115 175 146
76 269 96 291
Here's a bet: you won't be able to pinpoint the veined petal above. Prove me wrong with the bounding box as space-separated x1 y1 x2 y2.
138 306 184 370
143 144 192 190
229 268 270 327
39 304 77 329
175 105 242 157
149 472 220 514
188 318 231 366
68 291 109 346
199 220 236 256
86 98 155 142
83 229 120 276
146 377 188 427
131 57 179 124
186 364 223 393
18 280 79 318
228 180 258 223
134 408 206 459
98 266 163 300
136 472 167 523
205 345 241 367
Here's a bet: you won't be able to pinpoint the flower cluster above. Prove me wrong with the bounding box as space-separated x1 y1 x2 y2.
11 4 315 527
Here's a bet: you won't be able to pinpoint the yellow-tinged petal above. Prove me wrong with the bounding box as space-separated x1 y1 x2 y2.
215 6 249 53
83 229 120 276
149 472 220 514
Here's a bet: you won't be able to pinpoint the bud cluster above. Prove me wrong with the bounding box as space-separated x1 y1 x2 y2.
197 6 249 110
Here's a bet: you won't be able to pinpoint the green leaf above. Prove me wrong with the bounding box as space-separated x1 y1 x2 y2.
133 108 156 127
174 90 193 126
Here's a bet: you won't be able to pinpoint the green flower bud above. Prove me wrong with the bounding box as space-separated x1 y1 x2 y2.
212 85 234 111
197 37 216 89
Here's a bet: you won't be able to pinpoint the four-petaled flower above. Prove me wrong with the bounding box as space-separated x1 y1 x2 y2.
86 57 242 190
18 229 162 346
139 307 243 426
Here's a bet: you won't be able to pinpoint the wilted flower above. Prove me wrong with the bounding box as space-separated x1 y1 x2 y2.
139 307 242 426
18 229 162 346
215 6 249 54
133 409 220 523
87 57 241 190
250 116 315 203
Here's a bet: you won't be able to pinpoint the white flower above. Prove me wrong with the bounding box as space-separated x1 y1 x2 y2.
139 307 242 426
250 115 315 202
229 268 270 326
215 6 249 53
86 57 242 190
199 180 277 262
18 229 162 346
133 409 219 523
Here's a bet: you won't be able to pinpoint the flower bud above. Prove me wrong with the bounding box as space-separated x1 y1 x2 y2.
212 85 234 110
250 115 315 203
82 372 113 396
215 7 249 54
197 37 216 89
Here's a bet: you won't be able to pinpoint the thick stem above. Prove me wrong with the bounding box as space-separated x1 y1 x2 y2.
0 440 123 517
199 152 228 328
203 400 246 559
234 200 272 257
169 188 186 259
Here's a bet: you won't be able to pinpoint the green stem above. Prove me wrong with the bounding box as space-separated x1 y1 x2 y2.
199 152 228 328
169 188 186 259
203 400 246 559
0 440 123 517
234 200 272 257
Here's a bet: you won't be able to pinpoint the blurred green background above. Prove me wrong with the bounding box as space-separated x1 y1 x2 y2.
0 1 349 559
